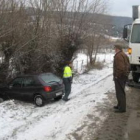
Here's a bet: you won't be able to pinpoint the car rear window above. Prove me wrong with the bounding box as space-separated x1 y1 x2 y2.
40 74 61 84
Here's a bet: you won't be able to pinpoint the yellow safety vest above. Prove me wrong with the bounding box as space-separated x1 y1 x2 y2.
63 66 72 78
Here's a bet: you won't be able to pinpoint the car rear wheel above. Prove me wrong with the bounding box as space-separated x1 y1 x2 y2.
34 95 44 107
0 97 4 103
54 95 62 101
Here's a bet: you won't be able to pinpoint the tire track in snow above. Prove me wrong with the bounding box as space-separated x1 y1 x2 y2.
71 72 112 99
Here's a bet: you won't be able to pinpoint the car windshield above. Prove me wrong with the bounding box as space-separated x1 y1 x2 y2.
40 74 61 84
131 24 140 43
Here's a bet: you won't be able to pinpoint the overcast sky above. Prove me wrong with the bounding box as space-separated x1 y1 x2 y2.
110 0 140 17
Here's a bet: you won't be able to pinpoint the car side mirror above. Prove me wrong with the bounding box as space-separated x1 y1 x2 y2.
123 26 128 39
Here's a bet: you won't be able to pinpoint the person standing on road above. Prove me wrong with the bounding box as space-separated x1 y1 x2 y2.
113 44 130 113
62 61 73 101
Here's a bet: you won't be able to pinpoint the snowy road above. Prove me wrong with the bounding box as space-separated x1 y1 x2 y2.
0 53 115 140
68 86 140 140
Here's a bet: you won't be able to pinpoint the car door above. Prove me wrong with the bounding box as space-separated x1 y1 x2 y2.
7 77 24 99
21 76 37 101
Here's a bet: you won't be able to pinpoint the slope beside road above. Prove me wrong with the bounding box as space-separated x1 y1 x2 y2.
0 54 114 140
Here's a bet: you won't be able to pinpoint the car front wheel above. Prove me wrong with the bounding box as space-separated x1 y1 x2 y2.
34 95 44 107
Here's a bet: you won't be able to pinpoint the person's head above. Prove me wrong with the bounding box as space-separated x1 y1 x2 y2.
68 61 73 68
114 44 123 53
65 61 73 67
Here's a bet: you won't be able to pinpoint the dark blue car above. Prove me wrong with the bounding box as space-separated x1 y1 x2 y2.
0 73 64 107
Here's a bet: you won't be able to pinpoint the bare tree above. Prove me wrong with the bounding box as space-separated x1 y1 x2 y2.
83 0 110 65
0 0 109 82
0 0 28 82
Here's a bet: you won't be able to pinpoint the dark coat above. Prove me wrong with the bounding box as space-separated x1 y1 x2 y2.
113 51 130 78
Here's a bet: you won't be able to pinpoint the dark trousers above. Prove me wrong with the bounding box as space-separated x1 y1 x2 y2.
114 77 127 111
63 78 71 100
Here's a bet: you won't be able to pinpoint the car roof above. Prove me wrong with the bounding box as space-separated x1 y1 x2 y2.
16 73 53 78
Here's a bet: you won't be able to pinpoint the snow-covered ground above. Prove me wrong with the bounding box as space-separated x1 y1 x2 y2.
73 53 113 73
0 53 115 140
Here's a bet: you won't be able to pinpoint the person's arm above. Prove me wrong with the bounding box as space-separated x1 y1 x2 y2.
68 77 72 83
115 55 126 78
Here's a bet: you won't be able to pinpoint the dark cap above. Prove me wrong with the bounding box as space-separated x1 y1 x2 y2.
65 61 72 65
114 44 122 51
